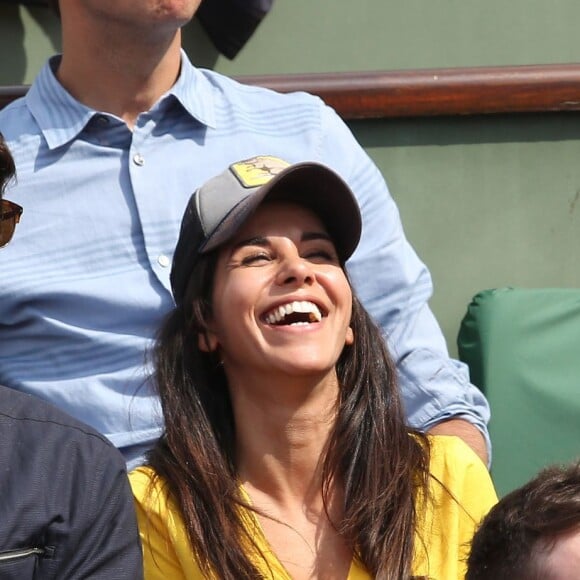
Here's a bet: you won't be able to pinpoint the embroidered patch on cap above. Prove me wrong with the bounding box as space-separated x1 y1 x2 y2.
229 156 290 188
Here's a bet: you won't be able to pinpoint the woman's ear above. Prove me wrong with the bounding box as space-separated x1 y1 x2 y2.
345 326 354 346
198 331 219 353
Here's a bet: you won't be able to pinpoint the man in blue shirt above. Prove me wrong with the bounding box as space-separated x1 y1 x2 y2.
0 0 490 467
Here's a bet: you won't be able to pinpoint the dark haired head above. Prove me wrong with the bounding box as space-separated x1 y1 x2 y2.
466 462 580 580
0 135 16 197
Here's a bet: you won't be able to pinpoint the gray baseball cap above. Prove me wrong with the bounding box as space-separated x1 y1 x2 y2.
170 155 362 305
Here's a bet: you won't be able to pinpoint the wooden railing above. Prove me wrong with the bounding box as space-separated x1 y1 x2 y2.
2 63 580 119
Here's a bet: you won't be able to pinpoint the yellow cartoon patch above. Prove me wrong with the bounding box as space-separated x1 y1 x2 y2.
230 156 290 188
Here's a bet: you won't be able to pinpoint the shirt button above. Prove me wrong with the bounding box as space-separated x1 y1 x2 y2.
133 153 145 166
158 254 170 268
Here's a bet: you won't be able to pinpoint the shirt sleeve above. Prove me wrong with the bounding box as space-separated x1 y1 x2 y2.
317 104 491 450
55 443 144 580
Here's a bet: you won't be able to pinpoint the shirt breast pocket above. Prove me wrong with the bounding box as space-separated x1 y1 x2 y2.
0 547 45 579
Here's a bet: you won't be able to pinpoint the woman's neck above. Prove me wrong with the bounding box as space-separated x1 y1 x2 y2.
232 371 339 503
231 372 352 579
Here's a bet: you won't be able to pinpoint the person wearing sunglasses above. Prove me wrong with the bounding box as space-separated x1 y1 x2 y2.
0 136 143 579
0 140 21 249
0 198 22 249
0 0 490 471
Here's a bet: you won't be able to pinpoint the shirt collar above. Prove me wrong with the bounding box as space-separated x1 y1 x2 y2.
26 50 216 150
166 50 216 129
26 55 96 150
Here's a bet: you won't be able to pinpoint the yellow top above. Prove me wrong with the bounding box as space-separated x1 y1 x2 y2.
130 435 497 579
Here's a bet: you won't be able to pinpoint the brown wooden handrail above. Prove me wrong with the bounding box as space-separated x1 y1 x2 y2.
2 64 580 119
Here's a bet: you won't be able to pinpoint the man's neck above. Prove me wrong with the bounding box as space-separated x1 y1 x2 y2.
56 26 183 128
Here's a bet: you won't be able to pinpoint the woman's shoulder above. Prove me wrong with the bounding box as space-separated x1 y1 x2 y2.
427 434 486 471
425 434 497 508
129 466 190 550
129 466 172 511
412 435 497 579
129 469 204 579
129 465 157 489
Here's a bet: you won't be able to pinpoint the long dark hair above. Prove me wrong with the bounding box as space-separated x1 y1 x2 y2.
148 251 431 579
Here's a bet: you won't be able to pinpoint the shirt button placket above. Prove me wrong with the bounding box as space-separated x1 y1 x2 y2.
158 255 170 268
130 120 172 293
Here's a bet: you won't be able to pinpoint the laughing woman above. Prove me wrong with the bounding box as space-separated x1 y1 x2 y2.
130 156 497 580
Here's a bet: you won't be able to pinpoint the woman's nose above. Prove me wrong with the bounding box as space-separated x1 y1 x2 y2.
275 253 315 287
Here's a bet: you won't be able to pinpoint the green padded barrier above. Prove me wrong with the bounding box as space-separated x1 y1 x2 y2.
457 287 580 497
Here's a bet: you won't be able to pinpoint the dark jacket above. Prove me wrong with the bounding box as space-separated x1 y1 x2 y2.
0 386 143 579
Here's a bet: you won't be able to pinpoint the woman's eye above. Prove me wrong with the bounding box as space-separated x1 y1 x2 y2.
240 253 272 266
305 250 338 263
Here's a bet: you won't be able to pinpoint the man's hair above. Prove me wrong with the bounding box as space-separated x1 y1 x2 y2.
0 135 16 198
466 461 580 580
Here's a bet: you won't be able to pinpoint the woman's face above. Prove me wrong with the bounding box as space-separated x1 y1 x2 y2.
204 201 353 383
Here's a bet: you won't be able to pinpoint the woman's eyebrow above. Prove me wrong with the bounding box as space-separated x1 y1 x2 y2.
231 231 332 250
302 232 332 243
231 236 270 251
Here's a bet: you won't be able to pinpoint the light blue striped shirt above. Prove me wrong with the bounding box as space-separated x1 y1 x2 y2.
0 52 490 467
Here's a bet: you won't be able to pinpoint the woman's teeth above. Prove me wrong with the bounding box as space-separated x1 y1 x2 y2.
264 301 323 325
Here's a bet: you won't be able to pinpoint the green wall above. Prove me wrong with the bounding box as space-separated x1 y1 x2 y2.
355 115 580 354
2 2 580 356
3 1 580 83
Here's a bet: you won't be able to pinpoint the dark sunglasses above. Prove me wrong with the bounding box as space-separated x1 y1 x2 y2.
0 199 23 248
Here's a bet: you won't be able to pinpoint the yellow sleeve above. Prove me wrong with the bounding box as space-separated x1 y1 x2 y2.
413 435 498 580
129 467 205 580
